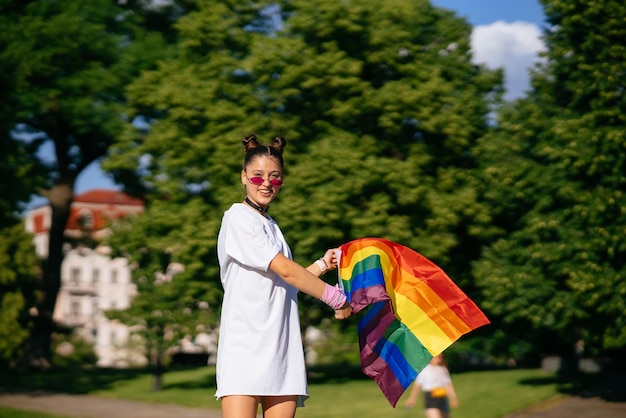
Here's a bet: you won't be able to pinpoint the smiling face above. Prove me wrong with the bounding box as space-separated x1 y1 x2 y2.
241 154 283 210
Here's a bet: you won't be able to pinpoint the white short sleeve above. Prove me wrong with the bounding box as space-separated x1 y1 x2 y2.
219 204 282 273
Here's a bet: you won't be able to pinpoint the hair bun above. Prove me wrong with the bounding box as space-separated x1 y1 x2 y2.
241 133 286 170
243 133 260 152
270 136 287 154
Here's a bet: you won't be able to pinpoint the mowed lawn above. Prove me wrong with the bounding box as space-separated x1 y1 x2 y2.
1 366 570 418
0 408 69 418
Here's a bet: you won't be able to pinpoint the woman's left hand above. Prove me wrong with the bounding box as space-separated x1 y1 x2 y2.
334 302 352 319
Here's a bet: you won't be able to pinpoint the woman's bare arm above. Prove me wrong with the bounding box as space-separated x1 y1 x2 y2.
269 252 351 318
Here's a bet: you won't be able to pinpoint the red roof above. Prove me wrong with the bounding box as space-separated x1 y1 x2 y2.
74 189 143 206
27 189 144 234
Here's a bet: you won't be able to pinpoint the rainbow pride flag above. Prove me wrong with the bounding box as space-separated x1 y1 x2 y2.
337 238 490 407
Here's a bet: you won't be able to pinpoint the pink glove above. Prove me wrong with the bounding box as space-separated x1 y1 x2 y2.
321 283 347 310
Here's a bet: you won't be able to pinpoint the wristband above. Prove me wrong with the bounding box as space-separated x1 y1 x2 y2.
314 258 328 274
320 283 347 310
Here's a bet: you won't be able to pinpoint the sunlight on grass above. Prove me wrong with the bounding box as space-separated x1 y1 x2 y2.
298 368 561 418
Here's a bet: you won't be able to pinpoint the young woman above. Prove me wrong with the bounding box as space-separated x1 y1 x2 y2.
404 354 459 418
215 134 352 418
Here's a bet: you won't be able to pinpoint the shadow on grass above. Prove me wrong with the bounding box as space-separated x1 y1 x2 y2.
1 363 370 393
0 367 152 394
517 370 626 403
160 368 217 391
306 363 370 384
0 365 219 394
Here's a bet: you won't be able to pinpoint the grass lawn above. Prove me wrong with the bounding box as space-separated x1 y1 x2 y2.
0 406 69 418
303 368 565 418
0 366 577 418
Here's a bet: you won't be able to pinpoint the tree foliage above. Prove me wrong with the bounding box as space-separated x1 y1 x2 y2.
13 0 625 368
473 0 626 357
0 0 177 364
0 223 40 365
105 199 220 387
105 0 501 339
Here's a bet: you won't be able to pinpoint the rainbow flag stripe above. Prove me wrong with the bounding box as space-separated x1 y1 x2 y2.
338 238 490 407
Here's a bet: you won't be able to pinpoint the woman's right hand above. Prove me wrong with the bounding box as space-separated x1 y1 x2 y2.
322 248 339 271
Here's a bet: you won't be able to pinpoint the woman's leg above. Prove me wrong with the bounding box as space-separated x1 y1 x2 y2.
261 395 298 418
221 395 259 418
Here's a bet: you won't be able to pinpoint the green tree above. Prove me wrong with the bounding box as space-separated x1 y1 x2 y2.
106 199 221 390
473 0 626 359
0 130 47 226
51 332 98 368
0 223 40 365
104 0 501 349
0 0 175 364
0 108 44 367
0 31 46 363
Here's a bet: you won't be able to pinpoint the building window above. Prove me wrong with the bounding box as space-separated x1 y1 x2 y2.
111 269 118 284
71 268 81 286
92 269 99 284
71 300 81 320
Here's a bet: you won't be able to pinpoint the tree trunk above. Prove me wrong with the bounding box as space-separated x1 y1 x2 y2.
152 340 163 391
29 183 74 366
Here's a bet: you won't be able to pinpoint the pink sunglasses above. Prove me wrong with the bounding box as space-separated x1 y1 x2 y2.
248 176 283 187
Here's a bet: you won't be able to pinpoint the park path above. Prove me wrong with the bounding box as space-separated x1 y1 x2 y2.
0 390 223 418
504 370 626 418
504 394 626 418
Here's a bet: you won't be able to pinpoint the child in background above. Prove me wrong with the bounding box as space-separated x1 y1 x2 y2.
404 354 458 418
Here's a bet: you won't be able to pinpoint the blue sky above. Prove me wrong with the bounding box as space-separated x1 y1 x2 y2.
431 0 544 26
75 0 547 194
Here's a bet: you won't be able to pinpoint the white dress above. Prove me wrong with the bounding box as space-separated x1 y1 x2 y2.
215 203 308 406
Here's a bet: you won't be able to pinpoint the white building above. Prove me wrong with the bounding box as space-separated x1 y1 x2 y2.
25 189 218 367
25 189 146 367
58 246 146 367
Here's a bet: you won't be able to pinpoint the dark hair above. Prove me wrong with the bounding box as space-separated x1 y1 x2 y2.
242 133 286 170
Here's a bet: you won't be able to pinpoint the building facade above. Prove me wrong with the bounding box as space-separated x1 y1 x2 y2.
25 189 146 367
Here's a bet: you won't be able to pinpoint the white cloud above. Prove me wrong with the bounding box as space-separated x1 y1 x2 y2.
471 21 545 100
